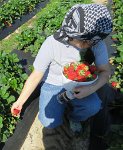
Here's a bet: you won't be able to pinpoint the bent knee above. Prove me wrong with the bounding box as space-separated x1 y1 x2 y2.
38 115 63 129
86 99 102 116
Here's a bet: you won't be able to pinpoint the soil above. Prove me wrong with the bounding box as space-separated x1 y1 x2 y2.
20 113 90 150
20 114 45 150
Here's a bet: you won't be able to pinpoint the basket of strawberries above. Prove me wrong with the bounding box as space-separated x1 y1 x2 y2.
62 61 98 99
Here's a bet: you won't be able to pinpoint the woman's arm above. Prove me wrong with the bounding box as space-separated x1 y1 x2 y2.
17 69 44 105
90 63 111 92
73 63 111 99
11 69 44 116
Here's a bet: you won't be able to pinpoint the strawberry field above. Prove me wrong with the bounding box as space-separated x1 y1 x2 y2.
0 0 123 149
110 0 123 93
0 0 46 30
108 0 123 149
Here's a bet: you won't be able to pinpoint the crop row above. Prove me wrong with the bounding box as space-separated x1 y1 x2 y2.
0 0 45 30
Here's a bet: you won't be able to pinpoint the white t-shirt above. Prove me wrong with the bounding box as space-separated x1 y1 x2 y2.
33 35 108 85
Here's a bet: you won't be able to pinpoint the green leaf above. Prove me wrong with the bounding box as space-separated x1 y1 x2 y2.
21 73 28 80
3 92 10 99
120 88 123 93
117 44 123 51
7 95 15 104
10 79 17 89
0 86 8 96
0 116 3 128
12 54 19 62
116 57 122 63
2 134 7 142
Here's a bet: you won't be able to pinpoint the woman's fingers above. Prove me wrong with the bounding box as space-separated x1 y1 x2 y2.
11 102 22 117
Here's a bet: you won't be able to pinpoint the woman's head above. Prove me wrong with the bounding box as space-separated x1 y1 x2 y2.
54 3 113 45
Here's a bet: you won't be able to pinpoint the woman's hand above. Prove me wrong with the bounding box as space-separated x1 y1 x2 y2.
73 85 93 99
11 101 23 117
73 64 111 99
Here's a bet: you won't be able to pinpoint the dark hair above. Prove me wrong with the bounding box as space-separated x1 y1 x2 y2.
83 48 95 64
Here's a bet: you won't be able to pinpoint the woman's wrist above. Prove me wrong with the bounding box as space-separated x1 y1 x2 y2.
89 73 109 93
16 99 25 106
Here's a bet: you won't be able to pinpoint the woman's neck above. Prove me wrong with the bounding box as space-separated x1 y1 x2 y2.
68 38 91 50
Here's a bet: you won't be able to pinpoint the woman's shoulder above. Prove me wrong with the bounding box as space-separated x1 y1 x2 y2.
46 35 60 43
92 40 107 51
46 35 65 46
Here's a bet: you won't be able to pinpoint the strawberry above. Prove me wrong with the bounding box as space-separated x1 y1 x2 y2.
92 74 97 79
13 109 20 116
89 65 97 73
111 81 119 88
63 62 98 82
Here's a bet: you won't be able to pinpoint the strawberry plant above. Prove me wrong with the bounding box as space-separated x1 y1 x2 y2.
110 0 123 93
108 0 123 149
16 0 91 56
16 28 46 56
0 0 45 30
0 51 28 142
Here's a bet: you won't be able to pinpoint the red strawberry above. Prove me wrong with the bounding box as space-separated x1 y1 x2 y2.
92 74 97 79
85 71 91 77
111 81 119 88
89 65 97 73
67 71 76 80
63 67 68 74
13 109 20 116
63 62 98 82
77 75 86 82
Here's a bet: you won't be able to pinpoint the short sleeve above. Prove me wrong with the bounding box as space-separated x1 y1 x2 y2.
33 36 53 73
92 40 109 66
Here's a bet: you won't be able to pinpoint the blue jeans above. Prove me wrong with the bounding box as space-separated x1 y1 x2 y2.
38 82 102 128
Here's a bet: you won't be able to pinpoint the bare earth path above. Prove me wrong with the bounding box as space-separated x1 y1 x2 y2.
20 113 89 150
20 114 45 150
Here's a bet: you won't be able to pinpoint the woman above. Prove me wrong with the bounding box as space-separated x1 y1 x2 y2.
11 3 114 150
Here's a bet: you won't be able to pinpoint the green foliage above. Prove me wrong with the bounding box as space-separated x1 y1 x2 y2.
0 0 44 29
108 1 123 149
16 0 91 56
0 51 28 142
16 28 46 57
110 0 123 93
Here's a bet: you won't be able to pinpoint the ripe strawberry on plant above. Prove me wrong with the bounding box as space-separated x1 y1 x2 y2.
111 81 119 88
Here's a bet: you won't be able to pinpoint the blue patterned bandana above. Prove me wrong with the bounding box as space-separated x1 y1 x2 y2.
54 4 113 44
